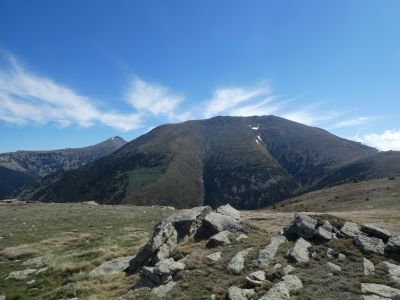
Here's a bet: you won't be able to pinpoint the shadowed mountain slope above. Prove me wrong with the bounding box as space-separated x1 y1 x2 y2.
15 116 392 209
0 136 127 198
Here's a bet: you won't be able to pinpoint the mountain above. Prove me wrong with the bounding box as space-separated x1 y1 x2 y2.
15 115 394 209
0 136 127 198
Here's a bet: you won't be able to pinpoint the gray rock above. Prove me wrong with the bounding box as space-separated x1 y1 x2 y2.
341 222 362 238
7 268 37 280
152 281 177 298
322 220 334 232
228 248 253 275
283 265 295 275
363 296 391 300
385 234 400 254
256 236 287 267
89 256 134 277
283 214 317 240
327 262 341 272
315 226 334 240
206 230 231 248
259 275 303 300
246 270 266 286
0 295 5 300
196 211 249 239
205 251 222 262
210 294 216 300
216 204 243 221
327 248 334 259
353 235 385 255
383 261 400 283
227 286 255 300
363 257 375 276
338 253 346 260
235 233 249 242
128 221 178 273
361 224 392 242
288 238 312 263
361 283 400 298
165 206 212 238
142 258 185 285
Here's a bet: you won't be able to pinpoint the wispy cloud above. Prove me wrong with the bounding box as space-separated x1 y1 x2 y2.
126 76 184 120
203 86 270 118
0 54 143 131
356 130 400 151
330 117 369 129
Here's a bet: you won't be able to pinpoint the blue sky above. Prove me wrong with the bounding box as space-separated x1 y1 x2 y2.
0 0 399 152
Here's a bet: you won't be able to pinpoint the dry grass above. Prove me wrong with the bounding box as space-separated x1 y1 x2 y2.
0 244 39 260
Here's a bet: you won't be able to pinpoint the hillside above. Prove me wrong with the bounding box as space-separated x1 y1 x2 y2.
0 136 127 198
15 115 393 209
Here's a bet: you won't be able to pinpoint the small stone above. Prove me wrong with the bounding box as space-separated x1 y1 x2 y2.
327 262 341 272
246 270 266 287
89 256 134 277
210 294 216 300
363 257 375 276
327 248 334 259
273 263 282 270
228 248 253 275
259 275 303 300
206 251 222 262
227 286 255 300
235 233 249 242
338 253 346 260
27 279 36 285
152 281 177 298
283 265 295 275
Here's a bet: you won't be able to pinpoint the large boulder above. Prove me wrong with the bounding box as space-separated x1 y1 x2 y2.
256 236 287 267
283 214 317 240
361 224 392 242
361 283 400 298
341 222 362 238
385 234 400 257
353 235 385 255
287 238 312 263
217 204 243 221
383 261 400 283
195 211 249 239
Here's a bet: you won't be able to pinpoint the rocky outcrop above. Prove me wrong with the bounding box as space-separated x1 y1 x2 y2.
283 214 317 240
127 204 249 296
256 236 287 267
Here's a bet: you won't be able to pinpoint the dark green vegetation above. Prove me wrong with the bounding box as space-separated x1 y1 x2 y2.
15 116 400 209
0 202 173 299
0 136 127 198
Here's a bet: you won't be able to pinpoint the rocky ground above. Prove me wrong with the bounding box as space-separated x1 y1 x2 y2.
1 200 400 299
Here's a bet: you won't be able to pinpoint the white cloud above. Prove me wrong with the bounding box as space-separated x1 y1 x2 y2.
126 76 183 117
203 86 270 118
356 130 400 151
331 117 368 129
0 55 143 131
282 106 344 126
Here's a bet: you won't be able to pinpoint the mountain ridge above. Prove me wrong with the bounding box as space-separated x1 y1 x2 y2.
0 136 127 198
15 115 397 209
